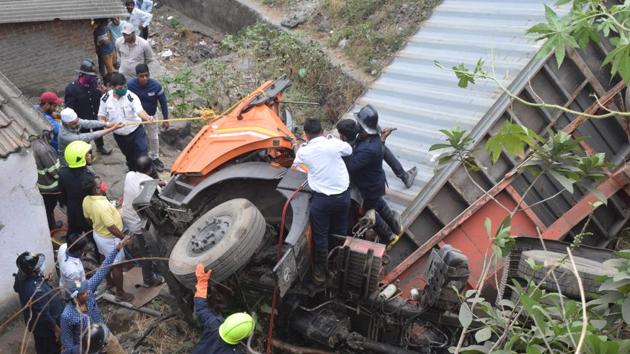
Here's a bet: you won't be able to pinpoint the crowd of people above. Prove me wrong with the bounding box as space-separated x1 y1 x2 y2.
11 1 418 352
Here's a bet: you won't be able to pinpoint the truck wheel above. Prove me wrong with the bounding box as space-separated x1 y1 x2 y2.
516 250 615 299
169 198 266 289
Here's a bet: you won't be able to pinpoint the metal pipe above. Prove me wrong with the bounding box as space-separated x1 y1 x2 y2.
271 338 332 354
99 293 163 317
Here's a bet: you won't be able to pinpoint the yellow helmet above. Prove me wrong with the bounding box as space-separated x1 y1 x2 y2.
64 141 92 168
219 312 255 345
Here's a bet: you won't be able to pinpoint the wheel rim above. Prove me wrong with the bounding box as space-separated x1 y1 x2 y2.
189 215 232 254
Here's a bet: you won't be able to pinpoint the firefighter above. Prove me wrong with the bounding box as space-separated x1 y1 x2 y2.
13 252 64 354
59 141 96 235
336 115 417 188
343 105 403 250
193 263 255 353
293 118 353 284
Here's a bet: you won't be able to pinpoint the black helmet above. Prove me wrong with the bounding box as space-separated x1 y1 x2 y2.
16 252 45 275
354 104 380 135
76 59 97 76
82 323 106 354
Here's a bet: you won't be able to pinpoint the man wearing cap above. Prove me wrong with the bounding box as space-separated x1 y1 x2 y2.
58 107 123 166
343 105 403 250
115 22 154 80
13 252 64 354
193 263 254 353
59 141 96 236
128 63 169 171
32 135 63 230
125 0 152 39
98 72 154 171
60 236 130 354
64 59 113 155
36 91 64 153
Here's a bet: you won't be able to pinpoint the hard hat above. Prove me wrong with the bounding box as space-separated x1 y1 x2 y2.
65 141 92 168
354 104 381 135
219 312 255 345
82 323 106 354
16 252 45 275
76 59 97 77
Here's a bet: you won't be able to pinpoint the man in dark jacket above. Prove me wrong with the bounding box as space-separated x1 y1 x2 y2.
13 252 64 354
59 141 96 235
32 136 63 229
343 105 403 250
64 59 112 155
192 264 254 354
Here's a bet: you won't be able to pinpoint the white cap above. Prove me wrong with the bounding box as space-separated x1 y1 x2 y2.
122 22 135 35
60 108 79 124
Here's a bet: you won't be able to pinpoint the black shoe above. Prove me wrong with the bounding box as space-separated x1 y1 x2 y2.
401 166 417 188
97 145 113 155
152 158 165 172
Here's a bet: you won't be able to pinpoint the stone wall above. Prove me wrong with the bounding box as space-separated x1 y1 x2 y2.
161 0 261 33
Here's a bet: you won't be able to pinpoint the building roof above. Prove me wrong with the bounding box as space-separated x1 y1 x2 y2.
342 0 560 216
0 71 51 158
0 0 128 25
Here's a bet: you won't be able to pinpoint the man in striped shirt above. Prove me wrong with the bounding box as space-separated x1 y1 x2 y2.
32 136 62 230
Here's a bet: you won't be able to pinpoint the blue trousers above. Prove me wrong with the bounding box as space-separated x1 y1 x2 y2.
114 126 148 171
309 190 351 251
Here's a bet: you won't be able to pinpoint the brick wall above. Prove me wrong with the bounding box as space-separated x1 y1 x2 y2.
0 20 97 97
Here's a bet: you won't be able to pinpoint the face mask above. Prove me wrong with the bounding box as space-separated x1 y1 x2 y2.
78 75 97 88
115 88 128 96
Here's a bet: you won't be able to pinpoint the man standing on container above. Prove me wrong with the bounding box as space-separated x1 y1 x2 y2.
292 118 352 285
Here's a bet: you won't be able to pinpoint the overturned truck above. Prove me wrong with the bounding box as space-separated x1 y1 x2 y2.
135 78 468 353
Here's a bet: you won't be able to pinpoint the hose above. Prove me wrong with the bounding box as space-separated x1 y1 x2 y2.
266 182 306 354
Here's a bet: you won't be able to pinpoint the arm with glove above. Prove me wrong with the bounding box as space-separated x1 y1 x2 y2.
194 263 223 331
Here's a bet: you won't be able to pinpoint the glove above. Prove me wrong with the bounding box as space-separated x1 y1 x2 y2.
363 209 376 226
195 263 212 298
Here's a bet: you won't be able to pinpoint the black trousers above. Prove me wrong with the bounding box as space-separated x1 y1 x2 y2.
42 193 60 229
34 333 60 354
113 126 149 171
383 145 405 177
130 232 158 283
363 196 400 240
309 190 350 251
141 26 149 39
80 126 104 148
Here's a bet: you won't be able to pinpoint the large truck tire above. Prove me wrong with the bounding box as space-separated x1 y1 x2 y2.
169 198 267 289
516 250 615 299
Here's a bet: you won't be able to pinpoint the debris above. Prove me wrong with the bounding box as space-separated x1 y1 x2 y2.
338 38 348 49
281 14 307 29
160 49 173 58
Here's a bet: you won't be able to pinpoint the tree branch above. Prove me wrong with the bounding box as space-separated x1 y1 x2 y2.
567 247 588 354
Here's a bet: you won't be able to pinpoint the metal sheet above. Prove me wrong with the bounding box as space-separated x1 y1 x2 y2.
341 0 558 215
0 70 50 158
0 0 127 24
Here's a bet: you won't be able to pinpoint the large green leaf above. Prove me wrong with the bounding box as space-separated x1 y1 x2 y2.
474 326 492 343
621 296 630 325
459 302 473 328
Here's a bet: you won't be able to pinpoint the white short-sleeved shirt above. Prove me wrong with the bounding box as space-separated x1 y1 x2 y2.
293 135 352 195
121 171 154 234
98 90 144 135
57 243 86 290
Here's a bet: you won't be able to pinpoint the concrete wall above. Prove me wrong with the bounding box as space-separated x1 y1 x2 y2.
161 0 260 33
0 150 55 322
0 20 97 96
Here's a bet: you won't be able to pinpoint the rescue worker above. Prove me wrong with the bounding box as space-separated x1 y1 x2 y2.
57 233 88 293
59 141 96 235
13 252 64 354
133 0 154 39
292 118 352 284
83 176 135 302
64 59 112 155
336 114 417 189
58 107 123 166
121 156 164 287
60 236 130 354
36 91 64 153
97 72 155 171
128 64 169 172
32 135 63 229
124 0 152 39
81 323 107 354
193 263 254 354
343 105 403 250
115 22 154 80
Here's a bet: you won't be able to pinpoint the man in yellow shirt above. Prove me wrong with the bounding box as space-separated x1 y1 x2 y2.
83 176 134 303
